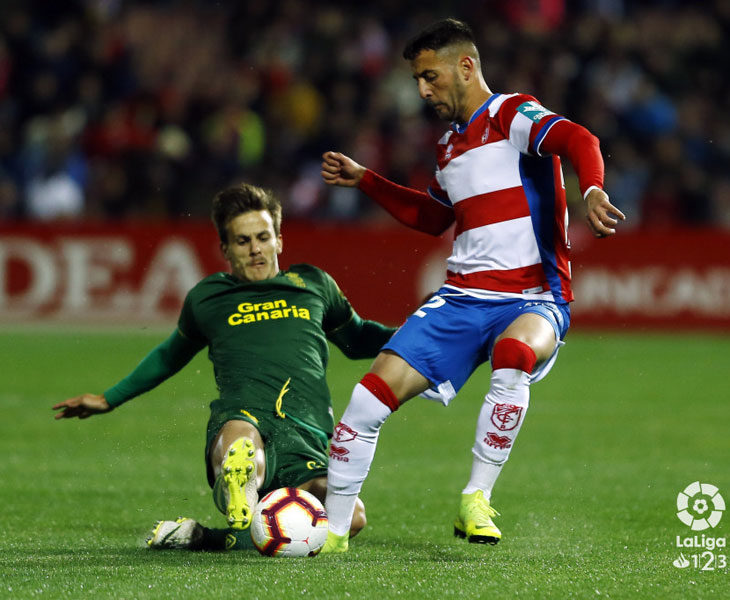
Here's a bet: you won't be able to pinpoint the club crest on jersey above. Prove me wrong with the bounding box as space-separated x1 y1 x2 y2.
284 272 307 288
490 403 523 431
333 422 358 443
481 123 490 143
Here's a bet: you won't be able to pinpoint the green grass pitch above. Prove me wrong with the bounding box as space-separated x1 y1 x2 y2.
1 327 728 598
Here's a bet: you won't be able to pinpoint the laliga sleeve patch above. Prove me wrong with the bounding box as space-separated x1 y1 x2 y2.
516 101 555 123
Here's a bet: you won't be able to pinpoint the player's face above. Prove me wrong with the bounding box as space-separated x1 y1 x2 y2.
222 210 282 282
410 49 466 122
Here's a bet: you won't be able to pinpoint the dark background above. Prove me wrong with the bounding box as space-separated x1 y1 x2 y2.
1 0 727 229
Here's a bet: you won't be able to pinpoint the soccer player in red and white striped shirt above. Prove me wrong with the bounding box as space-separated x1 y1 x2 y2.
320 18 624 553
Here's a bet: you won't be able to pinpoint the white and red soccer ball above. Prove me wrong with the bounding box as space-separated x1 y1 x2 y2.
250 487 328 557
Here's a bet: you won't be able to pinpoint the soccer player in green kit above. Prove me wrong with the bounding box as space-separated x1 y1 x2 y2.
53 183 395 550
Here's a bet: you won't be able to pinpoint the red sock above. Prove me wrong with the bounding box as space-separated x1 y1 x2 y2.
491 338 537 373
359 372 399 412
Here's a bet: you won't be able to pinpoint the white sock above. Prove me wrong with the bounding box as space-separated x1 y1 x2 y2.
466 368 530 498
324 492 358 537
326 382 392 535
462 458 502 500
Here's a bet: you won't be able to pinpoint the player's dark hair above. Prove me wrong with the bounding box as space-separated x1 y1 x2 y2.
212 183 282 243
403 18 477 60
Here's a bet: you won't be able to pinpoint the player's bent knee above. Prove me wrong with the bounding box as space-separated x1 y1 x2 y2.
209 419 266 483
349 498 367 538
359 372 400 413
497 315 556 361
370 351 430 402
219 419 263 444
491 338 537 373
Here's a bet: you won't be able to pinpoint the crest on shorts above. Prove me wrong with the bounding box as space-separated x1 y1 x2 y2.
490 403 523 431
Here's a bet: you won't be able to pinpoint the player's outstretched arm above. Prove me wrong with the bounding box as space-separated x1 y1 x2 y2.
323 150 453 235
585 188 625 238
538 119 625 238
53 393 112 420
53 330 203 419
321 151 366 187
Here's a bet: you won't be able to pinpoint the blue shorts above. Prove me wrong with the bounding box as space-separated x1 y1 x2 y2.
383 287 570 405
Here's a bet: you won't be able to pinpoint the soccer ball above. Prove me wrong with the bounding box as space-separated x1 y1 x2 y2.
250 487 328 557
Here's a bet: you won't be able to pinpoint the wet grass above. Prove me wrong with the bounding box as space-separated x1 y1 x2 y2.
1 329 728 598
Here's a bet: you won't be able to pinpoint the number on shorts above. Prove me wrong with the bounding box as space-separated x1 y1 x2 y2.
414 294 445 318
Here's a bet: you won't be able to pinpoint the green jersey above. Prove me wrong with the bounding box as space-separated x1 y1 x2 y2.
104 262 393 442
178 264 356 437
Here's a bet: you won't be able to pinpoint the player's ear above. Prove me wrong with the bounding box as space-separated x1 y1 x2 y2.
220 242 230 258
276 234 283 254
459 55 475 81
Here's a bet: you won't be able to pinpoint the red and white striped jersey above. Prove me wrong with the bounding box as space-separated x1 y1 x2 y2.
428 92 573 303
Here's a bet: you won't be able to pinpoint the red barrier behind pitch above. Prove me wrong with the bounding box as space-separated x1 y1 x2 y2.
1 222 729 329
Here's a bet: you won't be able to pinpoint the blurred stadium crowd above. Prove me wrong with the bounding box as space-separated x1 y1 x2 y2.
1 0 728 227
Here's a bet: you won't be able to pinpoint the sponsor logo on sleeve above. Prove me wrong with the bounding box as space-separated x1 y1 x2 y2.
516 101 554 123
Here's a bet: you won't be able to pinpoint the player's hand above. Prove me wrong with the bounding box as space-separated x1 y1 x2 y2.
52 393 112 420
585 188 625 238
321 151 366 188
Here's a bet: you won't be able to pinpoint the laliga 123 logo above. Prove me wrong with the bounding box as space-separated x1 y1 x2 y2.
672 481 727 571
676 481 725 530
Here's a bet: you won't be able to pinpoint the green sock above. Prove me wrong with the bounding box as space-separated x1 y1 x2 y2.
200 527 257 551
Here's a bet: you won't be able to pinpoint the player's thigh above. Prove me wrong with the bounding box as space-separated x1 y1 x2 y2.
205 407 271 488
264 420 328 494
298 475 327 500
370 350 431 402
496 313 556 362
380 290 487 404
495 301 570 364
209 419 264 465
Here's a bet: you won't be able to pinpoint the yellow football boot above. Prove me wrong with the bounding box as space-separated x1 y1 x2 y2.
222 438 258 530
453 490 501 544
319 530 349 554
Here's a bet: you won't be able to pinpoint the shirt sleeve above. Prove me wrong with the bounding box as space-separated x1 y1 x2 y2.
327 311 397 359
358 169 454 236
103 329 204 408
318 268 397 359
318 269 355 334
177 290 207 344
493 93 604 195
493 93 567 156
537 118 604 195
